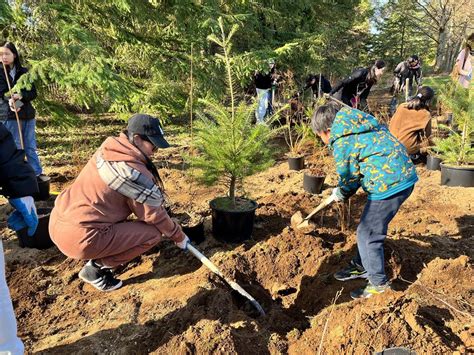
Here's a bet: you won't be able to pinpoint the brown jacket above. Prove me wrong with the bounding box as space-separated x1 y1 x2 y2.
389 104 432 155
50 133 185 244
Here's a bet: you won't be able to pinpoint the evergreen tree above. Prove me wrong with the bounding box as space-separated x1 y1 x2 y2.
1 0 375 125
191 18 274 208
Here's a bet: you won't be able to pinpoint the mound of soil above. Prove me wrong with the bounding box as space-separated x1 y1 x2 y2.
1 129 473 354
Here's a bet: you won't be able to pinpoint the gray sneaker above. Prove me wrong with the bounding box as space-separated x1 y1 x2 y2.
334 261 368 281
78 260 123 292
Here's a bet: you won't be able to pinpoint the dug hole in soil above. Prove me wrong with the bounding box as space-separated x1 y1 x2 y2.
1 133 473 354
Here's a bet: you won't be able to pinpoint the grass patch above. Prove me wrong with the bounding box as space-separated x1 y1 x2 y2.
423 75 451 93
423 75 473 94
36 114 189 171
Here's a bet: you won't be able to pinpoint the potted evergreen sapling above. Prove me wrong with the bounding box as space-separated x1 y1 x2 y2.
425 125 442 171
303 161 326 194
191 19 274 242
426 146 443 171
301 101 327 193
304 122 327 193
426 112 445 171
435 80 474 186
279 70 307 170
285 121 308 170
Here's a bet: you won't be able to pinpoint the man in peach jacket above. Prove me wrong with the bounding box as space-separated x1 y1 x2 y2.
49 114 189 292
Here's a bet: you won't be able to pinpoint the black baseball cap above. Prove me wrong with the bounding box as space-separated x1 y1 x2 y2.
127 114 170 149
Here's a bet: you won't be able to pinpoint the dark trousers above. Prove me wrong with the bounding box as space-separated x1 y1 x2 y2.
353 186 414 286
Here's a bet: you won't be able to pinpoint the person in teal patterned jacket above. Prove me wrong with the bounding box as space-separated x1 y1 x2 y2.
311 102 418 299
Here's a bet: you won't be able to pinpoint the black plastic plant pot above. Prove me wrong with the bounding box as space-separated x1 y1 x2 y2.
209 197 258 243
288 156 305 171
16 208 54 249
440 163 474 187
182 219 205 244
34 175 51 201
303 173 326 194
426 155 442 171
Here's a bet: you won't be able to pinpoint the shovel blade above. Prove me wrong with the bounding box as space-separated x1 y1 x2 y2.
290 211 304 228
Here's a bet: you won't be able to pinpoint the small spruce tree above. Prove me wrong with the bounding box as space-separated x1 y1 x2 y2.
191 18 274 209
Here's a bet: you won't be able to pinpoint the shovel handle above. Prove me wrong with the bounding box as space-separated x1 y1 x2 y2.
323 93 352 109
303 195 335 222
187 243 224 278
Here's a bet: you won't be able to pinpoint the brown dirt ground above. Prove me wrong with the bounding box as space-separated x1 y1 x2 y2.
1 129 473 355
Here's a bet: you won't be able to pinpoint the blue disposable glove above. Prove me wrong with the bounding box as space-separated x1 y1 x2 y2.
8 196 38 236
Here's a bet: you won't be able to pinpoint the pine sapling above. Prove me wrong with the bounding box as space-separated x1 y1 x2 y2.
191 18 274 209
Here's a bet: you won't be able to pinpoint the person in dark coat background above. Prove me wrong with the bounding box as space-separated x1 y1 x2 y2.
330 60 386 112
390 55 422 97
254 59 278 124
1 41 44 178
0 122 39 355
304 73 332 99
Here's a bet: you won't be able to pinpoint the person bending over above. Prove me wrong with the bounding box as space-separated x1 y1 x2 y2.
389 86 434 163
311 103 417 299
330 60 386 112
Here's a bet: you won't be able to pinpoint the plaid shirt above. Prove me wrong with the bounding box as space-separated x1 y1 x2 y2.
96 151 164 207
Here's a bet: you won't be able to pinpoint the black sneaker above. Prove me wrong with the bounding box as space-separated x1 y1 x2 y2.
334 261 368 281
78 260 123 292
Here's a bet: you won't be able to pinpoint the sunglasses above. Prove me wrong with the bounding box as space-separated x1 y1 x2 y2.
140 135 158 151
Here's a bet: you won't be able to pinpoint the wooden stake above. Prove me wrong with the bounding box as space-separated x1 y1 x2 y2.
189 43 194 152
2 61 25 150
405 78 410 102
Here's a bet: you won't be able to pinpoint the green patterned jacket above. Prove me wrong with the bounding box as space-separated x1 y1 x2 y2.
330 107 418 200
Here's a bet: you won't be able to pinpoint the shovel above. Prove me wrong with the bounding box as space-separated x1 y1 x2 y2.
290 194 336 229
323 93 353 109
186 242 266 317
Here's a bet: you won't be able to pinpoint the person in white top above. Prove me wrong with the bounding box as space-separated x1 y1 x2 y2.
455 33 473 89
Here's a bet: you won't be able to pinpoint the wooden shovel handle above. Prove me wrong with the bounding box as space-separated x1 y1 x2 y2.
324 93 352 109
303 195 335 222
1 62 24 150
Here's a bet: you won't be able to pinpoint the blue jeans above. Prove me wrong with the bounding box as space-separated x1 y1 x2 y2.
2 119 43 175
353 186 414 286
255 88 272 123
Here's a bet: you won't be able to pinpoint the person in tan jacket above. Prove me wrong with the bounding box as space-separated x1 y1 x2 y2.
389 86 434 160
49 114 189 292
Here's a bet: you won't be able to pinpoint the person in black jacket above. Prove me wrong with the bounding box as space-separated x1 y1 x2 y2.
390 55 422 97
330 60 386 112
0 122 38 355
254 59 278 124
304 73 332 99
1 41 44 177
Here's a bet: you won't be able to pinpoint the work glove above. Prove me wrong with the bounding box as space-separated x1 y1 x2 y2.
8 196 38 236
8 98 23 112
175 235 190 250
331 187 345 203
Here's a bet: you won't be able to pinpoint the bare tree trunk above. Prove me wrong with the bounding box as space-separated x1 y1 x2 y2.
435 26 449 72
446 40 461 71
229 175 236 208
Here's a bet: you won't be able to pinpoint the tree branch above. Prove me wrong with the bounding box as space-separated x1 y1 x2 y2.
404 16 439 43
414 0 440 25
